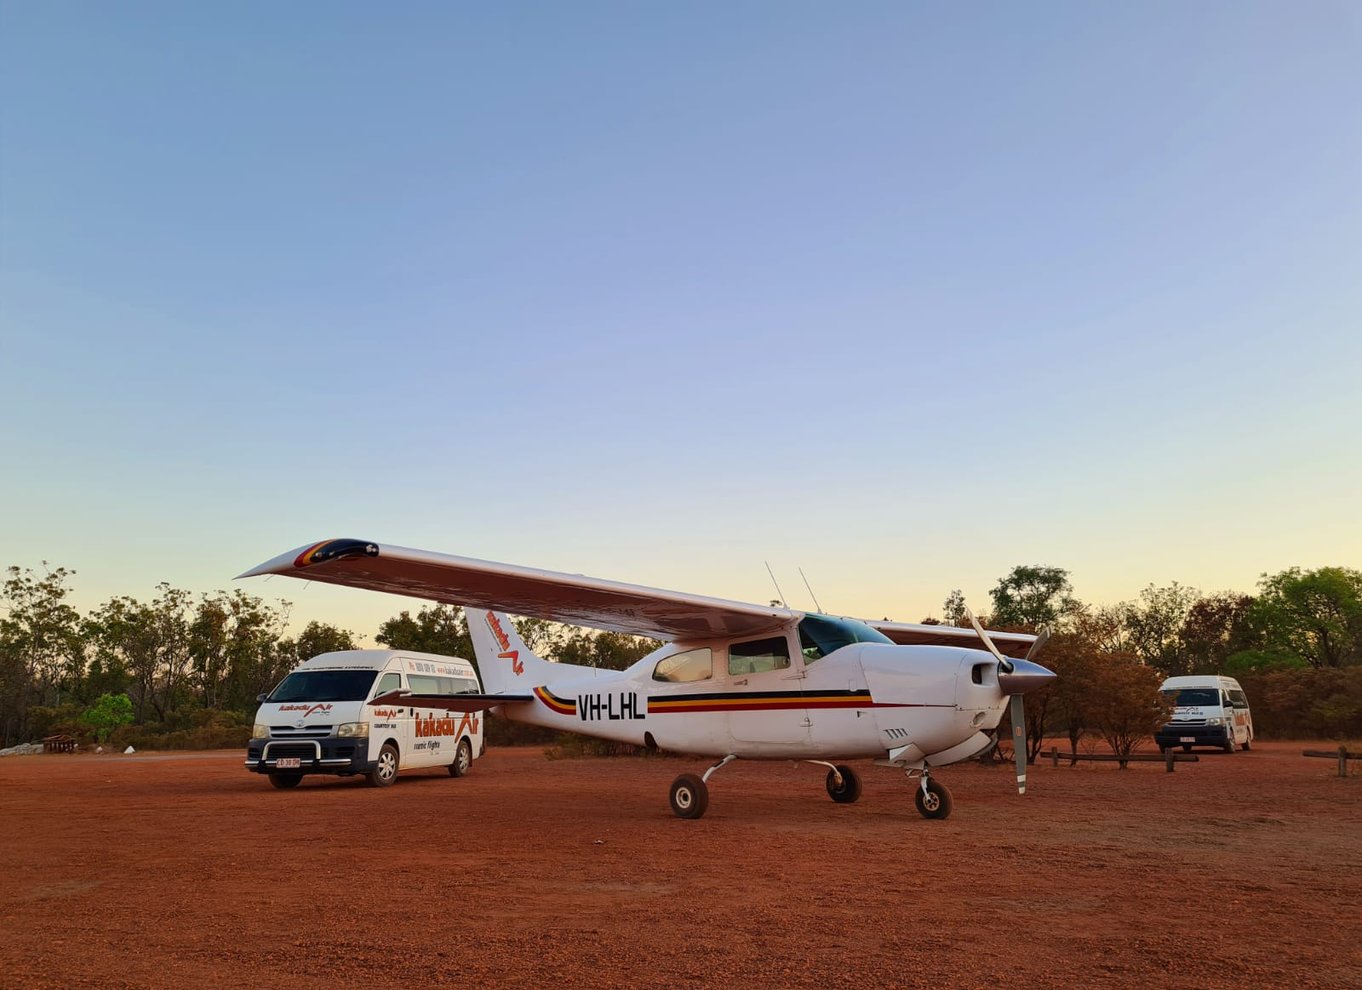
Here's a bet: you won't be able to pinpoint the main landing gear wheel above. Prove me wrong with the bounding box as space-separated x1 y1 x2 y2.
914 779 953 820
268 773 302 789
825 765 862 804
448 737 473 777
669 773 709 819
367 742 399 788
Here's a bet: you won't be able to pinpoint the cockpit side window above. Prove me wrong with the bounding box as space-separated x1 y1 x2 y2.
729 636 791 675
373 672 401 697
653 648 713 683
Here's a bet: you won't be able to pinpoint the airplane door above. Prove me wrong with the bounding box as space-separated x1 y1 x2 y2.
726 633 811 750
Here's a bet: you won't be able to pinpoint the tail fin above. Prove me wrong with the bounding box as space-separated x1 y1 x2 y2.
466 608 561 694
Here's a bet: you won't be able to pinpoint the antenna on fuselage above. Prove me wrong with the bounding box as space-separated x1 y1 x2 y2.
764 561 788 608
798 567 823 613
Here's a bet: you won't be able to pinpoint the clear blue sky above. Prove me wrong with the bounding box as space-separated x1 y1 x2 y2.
2 2 1359 639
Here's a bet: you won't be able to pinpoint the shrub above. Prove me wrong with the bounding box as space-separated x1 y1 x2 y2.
80 693 134 742
1235 667 1362 738
1085 653 1171 764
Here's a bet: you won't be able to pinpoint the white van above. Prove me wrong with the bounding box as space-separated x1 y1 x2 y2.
1155 675 1254 753
245 650 484 789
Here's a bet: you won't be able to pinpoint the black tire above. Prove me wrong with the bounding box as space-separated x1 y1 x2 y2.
366 742 400 788
1157 744 1168 754
1223 735 1236 753
268 773 302 789
669 773 709 819
913 779 953 820
1242 737 1252 752
1182 744 1193 753
448 737 473 778
826 765 862 804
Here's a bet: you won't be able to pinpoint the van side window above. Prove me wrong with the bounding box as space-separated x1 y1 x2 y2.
1228 689 1249 709
728 636 791 675
653 648 713 683
409 674 443 694
374 672 401 696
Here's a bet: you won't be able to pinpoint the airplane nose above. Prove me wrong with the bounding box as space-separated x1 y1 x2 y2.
998 658 1056 695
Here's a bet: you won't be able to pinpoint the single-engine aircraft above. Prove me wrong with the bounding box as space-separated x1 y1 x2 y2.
239 539 1054 819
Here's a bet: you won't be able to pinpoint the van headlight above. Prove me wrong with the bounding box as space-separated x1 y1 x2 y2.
337 722 369 738
251 723 270 740
1204 717 1224 726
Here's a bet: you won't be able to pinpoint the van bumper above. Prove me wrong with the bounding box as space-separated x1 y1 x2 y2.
244 738 373 775
1154 725 1234 749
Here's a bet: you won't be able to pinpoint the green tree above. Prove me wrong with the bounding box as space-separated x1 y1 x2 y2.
80 692 134 742
377 605 472 658
1 564 85 745
87 585 194 723
189 591 290 711
942 589 969 627
1123 582 1200 677
554 630 660 671
989 565 1081 630
1179 593 1257 673
1238 567 1362 669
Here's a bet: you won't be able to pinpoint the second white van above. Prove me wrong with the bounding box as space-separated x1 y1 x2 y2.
1155 674 1254 753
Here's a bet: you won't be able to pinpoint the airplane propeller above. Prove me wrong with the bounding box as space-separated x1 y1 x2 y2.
965 608 1053 795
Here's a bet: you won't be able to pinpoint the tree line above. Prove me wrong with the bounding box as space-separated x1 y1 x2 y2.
940 564 1362 758
2 560 1358 750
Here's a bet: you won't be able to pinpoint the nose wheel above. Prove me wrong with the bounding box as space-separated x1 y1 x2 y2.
914 776 953 820
669 773 709 819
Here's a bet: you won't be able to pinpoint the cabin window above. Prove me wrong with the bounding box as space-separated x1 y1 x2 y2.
1227 689 1249 709
729 636 791 675
374 672 401 697
653 648 713 683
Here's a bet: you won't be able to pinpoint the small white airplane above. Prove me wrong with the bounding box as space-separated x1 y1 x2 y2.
240 538 1054 819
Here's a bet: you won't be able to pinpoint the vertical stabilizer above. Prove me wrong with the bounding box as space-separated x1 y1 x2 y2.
466 609 575 693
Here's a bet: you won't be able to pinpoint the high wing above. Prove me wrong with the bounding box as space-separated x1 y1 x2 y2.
238 538 798 641
369 690 533 712
868 620 1038 659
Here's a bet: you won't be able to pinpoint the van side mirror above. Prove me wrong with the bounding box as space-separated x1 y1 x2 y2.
256 693 267 703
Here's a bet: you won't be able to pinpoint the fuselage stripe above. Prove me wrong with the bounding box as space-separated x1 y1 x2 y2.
647 693 950 714
534 686 577 716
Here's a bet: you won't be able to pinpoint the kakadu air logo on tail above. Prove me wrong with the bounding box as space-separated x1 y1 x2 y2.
485 611 524 675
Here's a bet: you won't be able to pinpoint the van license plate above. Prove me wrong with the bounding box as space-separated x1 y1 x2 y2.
1179 737 1195 744
276 757 301 769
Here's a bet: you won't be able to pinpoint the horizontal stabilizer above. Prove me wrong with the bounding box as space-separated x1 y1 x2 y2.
369 690 533 712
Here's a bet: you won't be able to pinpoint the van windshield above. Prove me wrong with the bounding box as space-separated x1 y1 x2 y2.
268 670 378 703
1162 688 1220 707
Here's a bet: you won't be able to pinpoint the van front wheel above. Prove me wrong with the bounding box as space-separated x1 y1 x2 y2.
448 738 473 778
367 743 399 787
269 773 302 789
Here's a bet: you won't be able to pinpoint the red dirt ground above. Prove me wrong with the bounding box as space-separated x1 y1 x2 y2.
1 741 1359 990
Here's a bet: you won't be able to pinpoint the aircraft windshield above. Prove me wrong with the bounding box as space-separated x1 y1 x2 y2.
268 670 379 703
799 614 893 663
1162 688 1221 707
